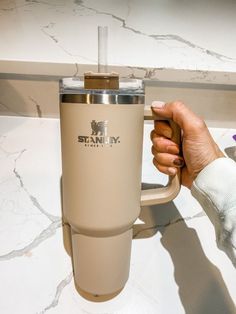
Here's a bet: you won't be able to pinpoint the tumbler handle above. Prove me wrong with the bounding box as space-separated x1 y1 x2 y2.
140 105 182 206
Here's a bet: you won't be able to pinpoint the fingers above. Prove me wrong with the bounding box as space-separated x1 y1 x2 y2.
151 121 180 154
151 101 206 135
154 120 172 139
152 149 184 168
151 119 183 176
152 145 184 168
152 154 184 175
153 158 177 176
151 131 180 154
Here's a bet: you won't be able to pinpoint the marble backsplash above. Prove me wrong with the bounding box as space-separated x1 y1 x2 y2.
0 78 59 118
1 0 236 73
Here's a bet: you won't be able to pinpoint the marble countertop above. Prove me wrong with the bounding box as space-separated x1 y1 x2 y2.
1 0 236 83
0 115 235 314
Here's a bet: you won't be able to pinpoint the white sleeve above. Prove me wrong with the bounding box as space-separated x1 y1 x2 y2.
191 157 236 267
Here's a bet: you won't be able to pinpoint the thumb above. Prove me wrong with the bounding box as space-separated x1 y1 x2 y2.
152 101 204 134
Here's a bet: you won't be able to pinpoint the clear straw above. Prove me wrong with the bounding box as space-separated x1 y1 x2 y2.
98 26 108 73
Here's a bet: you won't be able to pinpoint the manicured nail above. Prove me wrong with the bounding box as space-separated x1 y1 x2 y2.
173 158 185 167
151 101 165 108
168 167 177 175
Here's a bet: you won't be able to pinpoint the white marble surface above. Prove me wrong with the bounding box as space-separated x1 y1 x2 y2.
1 0 236 79
0 116 235 314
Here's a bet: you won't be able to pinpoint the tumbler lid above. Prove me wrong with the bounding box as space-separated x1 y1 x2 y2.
60 72 144 105
60 73 144 95
84 72 119 90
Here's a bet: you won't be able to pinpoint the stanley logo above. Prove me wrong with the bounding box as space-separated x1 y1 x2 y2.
78 120 120 147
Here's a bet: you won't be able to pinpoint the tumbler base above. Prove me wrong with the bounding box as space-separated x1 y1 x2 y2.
75 282 123 302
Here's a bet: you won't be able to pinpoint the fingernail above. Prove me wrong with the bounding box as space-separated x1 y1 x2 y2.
151 101 165 108
168 167 177 175
173 158 185 167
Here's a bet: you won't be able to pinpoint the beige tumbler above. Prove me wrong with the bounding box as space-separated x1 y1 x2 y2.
59 73 181 301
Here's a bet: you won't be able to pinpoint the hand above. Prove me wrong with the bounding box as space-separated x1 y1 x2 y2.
150 101 224 189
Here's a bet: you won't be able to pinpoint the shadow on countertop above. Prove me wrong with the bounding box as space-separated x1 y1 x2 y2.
225 146 236 162
133 183 236 314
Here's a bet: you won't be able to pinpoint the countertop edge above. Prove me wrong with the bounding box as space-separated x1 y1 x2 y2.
1 60 236 85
